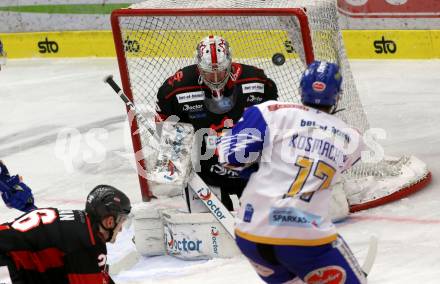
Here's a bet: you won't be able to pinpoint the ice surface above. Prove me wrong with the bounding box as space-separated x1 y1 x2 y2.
0 58 439 283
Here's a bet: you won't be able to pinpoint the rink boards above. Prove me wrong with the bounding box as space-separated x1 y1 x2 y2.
1 29 440 59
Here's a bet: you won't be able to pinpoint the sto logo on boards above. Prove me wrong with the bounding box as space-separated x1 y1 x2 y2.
373 36 397 54
124 36 140 53
38 37 59 54
283 40 295 54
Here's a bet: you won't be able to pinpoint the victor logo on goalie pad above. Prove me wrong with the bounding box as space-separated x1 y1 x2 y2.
207 200 226 220
197 187 211 201
165 225 203 253
168 238 202 252
211 226 220 256
197 187 227 220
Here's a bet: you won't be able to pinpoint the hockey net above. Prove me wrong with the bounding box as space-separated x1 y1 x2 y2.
111 0 431 211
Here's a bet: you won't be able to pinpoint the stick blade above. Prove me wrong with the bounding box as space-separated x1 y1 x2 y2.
362 235 379 275
103 74 113 83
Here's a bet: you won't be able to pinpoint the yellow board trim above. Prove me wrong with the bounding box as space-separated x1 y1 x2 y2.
235 229 337 246
343 30 440 59
123 30 299 59
0 31 115 58
1 30 440 59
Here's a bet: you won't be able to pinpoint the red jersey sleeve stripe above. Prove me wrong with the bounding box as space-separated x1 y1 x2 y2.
233 77 269 85
0 224 10 231
10 248 64 272
86 215 96 246
165 85 208 100
68 273 105 284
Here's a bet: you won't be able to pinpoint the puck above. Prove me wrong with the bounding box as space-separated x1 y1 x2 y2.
272 53 286 66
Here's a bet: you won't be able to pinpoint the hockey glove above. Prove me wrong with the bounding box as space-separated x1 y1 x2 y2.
0 160 11 181
0 175 36 212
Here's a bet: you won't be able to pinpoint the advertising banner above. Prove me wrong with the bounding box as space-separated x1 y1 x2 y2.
338 0 440 29
0 1 439 59
338 0 440 18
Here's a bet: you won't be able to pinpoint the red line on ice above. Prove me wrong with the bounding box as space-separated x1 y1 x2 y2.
349 214 440 224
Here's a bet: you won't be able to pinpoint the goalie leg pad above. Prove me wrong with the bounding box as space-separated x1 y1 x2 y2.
133 205 240 259
161 209 240 260
330 181 350 223
133 203 167 256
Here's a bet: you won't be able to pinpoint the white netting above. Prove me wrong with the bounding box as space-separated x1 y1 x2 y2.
113 0 430 207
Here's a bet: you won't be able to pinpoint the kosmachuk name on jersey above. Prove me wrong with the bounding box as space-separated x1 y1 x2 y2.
289 134 348 168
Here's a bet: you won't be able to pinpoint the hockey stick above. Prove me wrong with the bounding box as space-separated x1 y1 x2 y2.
186 171 235 237
104 75 161 144
362 235 378 275
104 75 236 238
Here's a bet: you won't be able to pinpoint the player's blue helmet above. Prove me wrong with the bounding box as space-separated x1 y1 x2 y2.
300 61 342 107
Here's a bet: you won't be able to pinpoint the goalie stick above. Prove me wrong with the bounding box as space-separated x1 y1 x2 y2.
104 75 236 238
362 235 378 275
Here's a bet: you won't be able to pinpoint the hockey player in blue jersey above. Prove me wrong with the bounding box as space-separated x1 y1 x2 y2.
218 61 367 284
0 38 6 70
0 161 36 212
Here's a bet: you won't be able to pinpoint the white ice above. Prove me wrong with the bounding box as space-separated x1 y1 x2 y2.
0 58 439 283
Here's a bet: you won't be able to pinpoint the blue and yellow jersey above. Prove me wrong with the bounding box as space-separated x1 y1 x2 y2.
218 101 365 246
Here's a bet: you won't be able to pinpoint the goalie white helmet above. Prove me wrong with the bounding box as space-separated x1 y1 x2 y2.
196 35 232 99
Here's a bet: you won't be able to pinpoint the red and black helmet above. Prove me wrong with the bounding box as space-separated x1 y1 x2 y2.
85 184 131 224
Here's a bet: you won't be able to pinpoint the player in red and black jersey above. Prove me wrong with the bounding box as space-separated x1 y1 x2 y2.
0 184 131 284
156 35 278 211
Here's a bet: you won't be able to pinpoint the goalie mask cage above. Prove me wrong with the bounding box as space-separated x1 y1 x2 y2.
111 0 431 210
